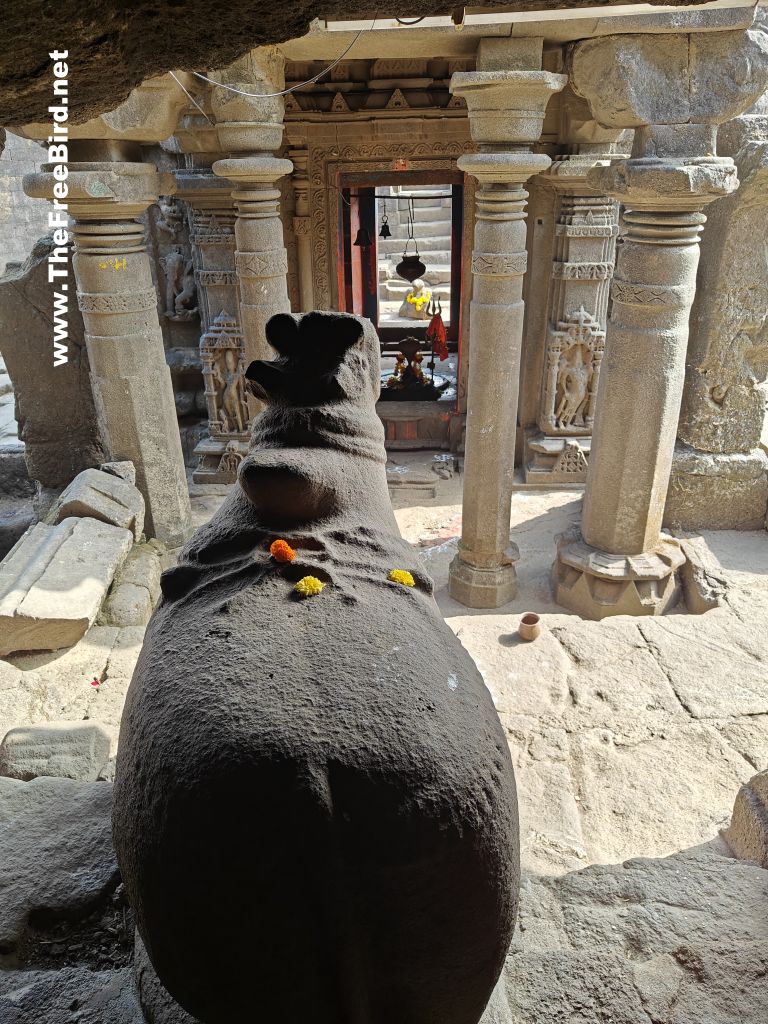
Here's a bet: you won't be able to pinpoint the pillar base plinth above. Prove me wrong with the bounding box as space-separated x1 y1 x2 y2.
665 444 768 531
553 533 685 620
449 555 518 609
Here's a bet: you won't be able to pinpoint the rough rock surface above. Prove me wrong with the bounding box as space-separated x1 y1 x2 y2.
0 518 133 657
113 312 520 1024
0 625 145 751
504 840 768 1023
0 777 118 960
0 721 111 782
0 237 107 489
0 0 712 126
0 967 143 1024
723 769 768 867
50 469 145 542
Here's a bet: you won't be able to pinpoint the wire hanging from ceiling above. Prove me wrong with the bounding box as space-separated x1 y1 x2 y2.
190 17 377 100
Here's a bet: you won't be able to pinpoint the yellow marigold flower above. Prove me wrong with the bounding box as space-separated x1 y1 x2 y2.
270 538 296 563
294 575 325 598
388 569 415 587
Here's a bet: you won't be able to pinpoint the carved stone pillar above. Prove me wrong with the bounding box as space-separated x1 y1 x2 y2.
666 114 768 529
524 91 625 486
448 39 567 608
289 144 313 311
211 48 292 415
554 28 768 619
25 160 192 546
20 74 195 545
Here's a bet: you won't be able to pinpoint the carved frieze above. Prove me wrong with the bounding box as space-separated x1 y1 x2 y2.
552 261 613 280
235 249 289 278
471 251 528 276
611 280 687 308
78 288 157 314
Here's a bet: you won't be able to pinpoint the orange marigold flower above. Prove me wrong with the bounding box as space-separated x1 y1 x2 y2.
270 539 296 563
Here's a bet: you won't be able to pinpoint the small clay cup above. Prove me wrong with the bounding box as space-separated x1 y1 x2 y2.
518 613 541 642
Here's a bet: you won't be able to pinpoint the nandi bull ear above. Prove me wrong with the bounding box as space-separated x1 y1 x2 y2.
265 313 301 356
298 312 364 360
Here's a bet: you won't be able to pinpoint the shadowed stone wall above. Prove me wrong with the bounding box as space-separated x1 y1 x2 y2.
0 134 48 276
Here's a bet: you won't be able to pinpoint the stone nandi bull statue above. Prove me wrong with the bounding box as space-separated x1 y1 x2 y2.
113 311 519 1024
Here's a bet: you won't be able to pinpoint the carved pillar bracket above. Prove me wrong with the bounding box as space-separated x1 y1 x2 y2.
447 38 566 609
210 48 293 419
24 161 192 546
553 27 768 618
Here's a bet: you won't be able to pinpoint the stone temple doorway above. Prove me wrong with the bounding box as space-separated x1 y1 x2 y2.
338 170 465 450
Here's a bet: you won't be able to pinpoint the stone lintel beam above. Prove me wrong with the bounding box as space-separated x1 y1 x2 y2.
447 47 566 608
22 161 192 546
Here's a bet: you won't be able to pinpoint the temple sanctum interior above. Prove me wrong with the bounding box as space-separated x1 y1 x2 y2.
1 2 768 1022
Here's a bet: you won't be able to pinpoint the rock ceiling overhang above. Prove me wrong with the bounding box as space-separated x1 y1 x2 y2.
0 0 755 125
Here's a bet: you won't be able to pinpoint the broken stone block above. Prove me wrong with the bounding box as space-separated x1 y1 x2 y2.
0 721 111 782
98 541 163 627
99 582 153 628
0 776 118 959
722 769 768 867
101 461 137 486
675 533 729 614
0 518 133 657
50 467 145 541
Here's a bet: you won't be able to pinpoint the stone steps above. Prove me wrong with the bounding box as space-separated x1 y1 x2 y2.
380 236 454 258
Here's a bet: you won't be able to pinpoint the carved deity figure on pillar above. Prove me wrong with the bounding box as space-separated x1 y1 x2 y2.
160 246 199 321
195 311 250 483
213 346 248 434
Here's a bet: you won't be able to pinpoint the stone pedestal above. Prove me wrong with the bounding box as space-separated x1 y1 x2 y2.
448 39 566 608
554 27 768 619
667 136 768 530
24 161 192 546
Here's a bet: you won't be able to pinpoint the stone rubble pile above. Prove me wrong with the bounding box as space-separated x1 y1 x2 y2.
0 463 165 659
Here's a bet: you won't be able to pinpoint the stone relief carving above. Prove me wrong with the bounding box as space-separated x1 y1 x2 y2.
156 196 184 239
212 346 248 435
235 249 289 277
611 280 685 308
160 246 198 321
472 251 528 276
542 307 606 435
78 288 157 314
552 261 613 280
200 312 249 441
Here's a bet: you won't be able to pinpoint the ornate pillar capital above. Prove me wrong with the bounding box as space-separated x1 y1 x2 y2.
570 27 768 137
450 69 567 149
589 155 738 212
210 46 287 154
25 160 164 222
